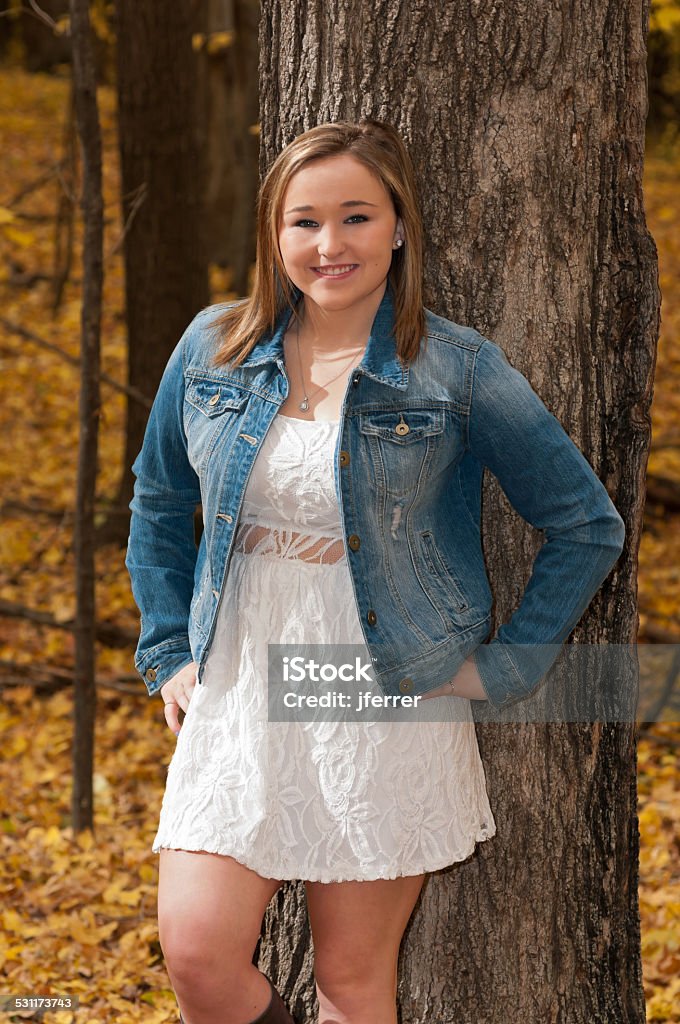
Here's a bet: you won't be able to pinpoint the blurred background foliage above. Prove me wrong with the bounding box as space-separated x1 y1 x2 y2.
649 0 680 147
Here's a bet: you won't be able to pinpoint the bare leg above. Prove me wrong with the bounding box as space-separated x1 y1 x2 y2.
305 873 426 1024
158 849 284 1024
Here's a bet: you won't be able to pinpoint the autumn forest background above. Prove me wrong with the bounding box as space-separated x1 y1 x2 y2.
0 1 679 1022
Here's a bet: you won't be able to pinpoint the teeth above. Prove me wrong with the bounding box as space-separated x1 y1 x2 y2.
316 265 356 275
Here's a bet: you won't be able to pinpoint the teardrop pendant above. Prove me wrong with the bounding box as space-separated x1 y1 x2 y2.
299 398 309 411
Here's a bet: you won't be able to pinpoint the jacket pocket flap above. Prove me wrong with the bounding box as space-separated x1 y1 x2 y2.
185 377 249 417
359 408 445 443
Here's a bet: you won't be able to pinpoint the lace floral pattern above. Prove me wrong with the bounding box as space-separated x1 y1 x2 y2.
152 414 497 881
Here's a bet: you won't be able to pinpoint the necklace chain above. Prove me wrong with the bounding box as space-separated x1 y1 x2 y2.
294 316 364 413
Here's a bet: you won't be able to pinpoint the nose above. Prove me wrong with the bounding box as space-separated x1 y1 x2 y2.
317 223 345 260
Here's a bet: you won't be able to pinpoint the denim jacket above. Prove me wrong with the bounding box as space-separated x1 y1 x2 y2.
125 284 625 710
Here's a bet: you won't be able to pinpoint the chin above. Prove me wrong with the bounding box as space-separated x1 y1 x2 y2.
306 281 389 310
313 296 368 315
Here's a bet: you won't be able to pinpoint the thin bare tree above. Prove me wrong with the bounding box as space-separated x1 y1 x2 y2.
69 0 103 832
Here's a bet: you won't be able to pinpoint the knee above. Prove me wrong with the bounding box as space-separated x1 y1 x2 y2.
313 949 397 1006
159 913 212 983
158 908 245 987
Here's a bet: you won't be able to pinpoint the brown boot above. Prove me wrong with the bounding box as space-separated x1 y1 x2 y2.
178 974 295 1024
248 975 296 1023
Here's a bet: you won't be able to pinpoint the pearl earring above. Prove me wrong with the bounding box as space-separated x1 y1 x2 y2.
394 238 404 248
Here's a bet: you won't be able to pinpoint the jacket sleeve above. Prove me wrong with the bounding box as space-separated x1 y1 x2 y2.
467 338 625 710
125 318 203 697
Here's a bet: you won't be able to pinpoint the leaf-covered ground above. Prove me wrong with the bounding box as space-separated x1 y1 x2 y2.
0 66 678 1023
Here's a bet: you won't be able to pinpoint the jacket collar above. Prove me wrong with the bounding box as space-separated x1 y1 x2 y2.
239 283 409 390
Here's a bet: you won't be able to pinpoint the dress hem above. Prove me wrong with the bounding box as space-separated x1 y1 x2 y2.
151 824 497 883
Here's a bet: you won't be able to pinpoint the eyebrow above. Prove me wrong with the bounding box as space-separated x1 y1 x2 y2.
284 200 379 214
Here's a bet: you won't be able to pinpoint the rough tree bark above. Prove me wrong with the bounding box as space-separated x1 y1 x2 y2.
69 0 103 832
256 3 660 1023
108 0 210 544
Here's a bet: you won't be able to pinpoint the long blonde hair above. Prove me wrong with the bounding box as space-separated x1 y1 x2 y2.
208 118 425 369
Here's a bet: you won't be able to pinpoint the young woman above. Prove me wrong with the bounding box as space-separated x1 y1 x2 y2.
125 119 625 1024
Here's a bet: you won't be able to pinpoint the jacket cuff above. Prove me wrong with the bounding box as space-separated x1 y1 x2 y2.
471 643 523 709
135 640 195 697
472 641 569 709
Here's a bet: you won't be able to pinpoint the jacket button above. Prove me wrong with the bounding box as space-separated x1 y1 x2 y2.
399 677 413 694
339 450 350 467
352 374 360 387
367 609 377 626
145 667 157 683
348 534 361 551
208 392 221 406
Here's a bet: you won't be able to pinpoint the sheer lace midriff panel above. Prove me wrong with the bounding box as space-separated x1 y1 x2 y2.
232 520 346 564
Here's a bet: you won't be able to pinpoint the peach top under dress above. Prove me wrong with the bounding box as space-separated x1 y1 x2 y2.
151 412 496 882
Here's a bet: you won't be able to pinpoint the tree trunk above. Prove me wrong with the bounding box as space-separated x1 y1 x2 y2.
257 3 659 1022
69 0 103 833
108 0 210 544
196 0 260 295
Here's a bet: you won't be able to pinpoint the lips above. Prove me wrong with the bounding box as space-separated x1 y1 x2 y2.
312 264 359 278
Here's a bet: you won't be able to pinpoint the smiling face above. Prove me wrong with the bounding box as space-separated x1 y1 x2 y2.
277 153 404 318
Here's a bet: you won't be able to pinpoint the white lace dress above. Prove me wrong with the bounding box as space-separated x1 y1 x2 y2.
151 413 497 881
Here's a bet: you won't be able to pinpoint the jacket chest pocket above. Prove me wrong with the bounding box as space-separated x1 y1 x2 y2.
358 408 445 496
184 377 250 470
